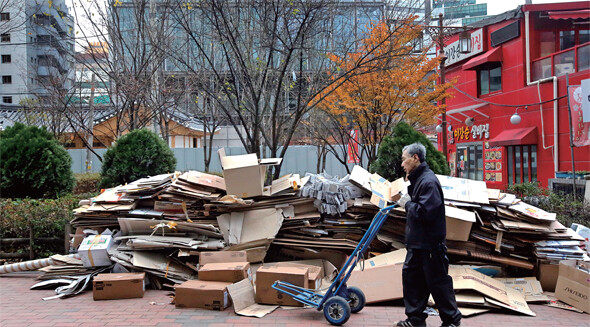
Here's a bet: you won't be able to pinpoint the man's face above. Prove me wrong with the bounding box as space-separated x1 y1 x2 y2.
401 150 420 176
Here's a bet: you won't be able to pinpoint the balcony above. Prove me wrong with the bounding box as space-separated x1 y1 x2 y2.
531 42 589 81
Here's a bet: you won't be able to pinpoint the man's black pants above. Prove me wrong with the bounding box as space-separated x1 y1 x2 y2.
402 246 461 325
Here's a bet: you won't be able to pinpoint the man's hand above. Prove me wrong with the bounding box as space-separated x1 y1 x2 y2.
397 193 411 208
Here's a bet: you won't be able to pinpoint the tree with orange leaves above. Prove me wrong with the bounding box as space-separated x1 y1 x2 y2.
312 17 453 169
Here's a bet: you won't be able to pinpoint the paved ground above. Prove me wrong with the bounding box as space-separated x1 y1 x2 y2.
0 275 588 327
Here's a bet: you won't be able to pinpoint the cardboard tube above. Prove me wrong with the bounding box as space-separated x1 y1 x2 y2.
0 254 81 274
447 248 534 270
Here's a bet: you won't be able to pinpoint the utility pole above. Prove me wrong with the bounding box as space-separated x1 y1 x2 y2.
149 0 161 138
86 72 96 173
438 13 448 160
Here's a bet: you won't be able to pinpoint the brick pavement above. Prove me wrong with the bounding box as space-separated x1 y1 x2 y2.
1 275 588 327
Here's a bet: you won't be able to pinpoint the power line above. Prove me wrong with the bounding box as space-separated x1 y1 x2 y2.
451 85 568 108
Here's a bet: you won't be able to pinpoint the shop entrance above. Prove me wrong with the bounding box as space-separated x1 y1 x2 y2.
456 143 484 180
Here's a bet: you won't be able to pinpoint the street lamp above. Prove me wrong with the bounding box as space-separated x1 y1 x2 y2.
459 31 472 54
510 109 522 125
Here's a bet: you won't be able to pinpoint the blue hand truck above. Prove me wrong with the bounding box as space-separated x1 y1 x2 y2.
272 204 397 326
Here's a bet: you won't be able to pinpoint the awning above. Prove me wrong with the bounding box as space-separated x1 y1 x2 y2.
548 10 590 20
488 126 538 147
444 103 489 124
462 47 503 70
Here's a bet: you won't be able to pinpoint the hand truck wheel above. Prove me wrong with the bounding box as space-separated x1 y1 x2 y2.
347 286 366 313
323 296 351 326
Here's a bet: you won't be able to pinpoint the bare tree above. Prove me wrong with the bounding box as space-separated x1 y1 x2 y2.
164 0 423 179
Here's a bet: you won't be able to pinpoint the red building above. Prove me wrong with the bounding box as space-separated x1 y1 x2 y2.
438 2 589 189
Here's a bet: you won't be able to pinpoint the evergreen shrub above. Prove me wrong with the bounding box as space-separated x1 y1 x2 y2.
0 123 75 199
371 121 450 180
99 129 176 188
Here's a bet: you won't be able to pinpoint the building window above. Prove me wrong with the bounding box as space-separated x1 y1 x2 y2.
2 75 11 84
0 33 9 42
560 30 576 51
478 63 501 96
2 96 12 103
580 30 590 45
1 54 10 63
0 13 9 21
507 145 537 184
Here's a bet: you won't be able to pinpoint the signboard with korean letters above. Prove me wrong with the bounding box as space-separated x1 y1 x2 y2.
444 28 483 67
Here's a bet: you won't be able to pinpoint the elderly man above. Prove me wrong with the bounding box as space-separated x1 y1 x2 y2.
395 143 461 327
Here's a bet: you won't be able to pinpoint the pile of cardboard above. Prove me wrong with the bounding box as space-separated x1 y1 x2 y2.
30 149 589 316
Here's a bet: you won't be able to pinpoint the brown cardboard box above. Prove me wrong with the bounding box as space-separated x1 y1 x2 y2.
218 148 281 198
198 262 251 283
368 174 406 208
348 263 403 303
537 262 559 292
199 251 248 268
555 260 590 313
263 262 323 290
445 206 476 242
255 266 309 306
175 280 232 310
93 272 145 300
348 249 407 304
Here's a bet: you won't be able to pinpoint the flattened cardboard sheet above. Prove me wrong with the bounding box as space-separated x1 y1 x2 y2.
227 279 278 318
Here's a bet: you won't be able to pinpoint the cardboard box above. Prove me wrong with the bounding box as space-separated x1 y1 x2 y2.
349 165 372 193
445 206 476 242
348 249 406 303
179 170 226 191
93 272 145 300
78 234 114 267
555 260 590 313
198 262 252 283
436 175 490 204
266 174 306 195
199 251 248 268
354 248 407 270
255 266 309 306
175 280 231 310
263 262 323 290
369 174 406 208
537 262 560 292
218 148 282 198
348 263 403 303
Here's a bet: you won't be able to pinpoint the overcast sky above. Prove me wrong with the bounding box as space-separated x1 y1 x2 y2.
479 0 589 16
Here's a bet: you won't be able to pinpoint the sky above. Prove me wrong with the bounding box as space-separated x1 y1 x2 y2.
479 0 590 16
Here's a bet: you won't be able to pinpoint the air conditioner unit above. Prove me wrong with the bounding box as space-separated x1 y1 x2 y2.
555 63 574 76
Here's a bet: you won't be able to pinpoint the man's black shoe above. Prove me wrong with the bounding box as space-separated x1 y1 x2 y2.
441 322 461 327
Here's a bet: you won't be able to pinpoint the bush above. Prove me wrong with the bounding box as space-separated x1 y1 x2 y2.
0 195 82 258
371 121 450 180
0 123 75 199
73 173 101 195
99 129 177 188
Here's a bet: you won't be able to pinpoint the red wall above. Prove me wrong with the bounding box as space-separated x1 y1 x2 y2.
438 9 589 189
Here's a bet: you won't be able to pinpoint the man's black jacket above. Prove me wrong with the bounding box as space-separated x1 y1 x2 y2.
403 162 446 249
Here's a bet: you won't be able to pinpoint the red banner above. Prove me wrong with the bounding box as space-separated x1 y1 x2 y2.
347 129 360 164
569 86 590 147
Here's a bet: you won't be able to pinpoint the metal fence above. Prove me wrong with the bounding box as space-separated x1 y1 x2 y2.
68 146 362 177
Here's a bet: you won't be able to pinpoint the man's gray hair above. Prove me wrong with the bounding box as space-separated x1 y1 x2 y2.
403 143 426 163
